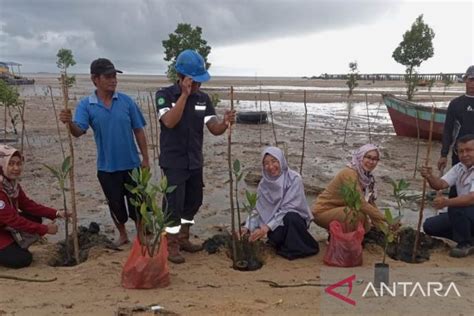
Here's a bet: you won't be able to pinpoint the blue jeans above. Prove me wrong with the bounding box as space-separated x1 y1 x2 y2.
423 205 474 245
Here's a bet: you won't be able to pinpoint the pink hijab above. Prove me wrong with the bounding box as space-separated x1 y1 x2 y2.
347 144 379 202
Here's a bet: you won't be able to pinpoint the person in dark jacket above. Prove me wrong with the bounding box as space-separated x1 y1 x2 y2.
0 145 68 268
438 65 474 198
155 50 235 264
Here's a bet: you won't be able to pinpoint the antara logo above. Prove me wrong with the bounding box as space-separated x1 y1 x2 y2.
325 275 461 306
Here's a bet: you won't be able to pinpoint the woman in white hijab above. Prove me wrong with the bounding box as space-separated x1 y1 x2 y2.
0 145 68 268
243 146 318 260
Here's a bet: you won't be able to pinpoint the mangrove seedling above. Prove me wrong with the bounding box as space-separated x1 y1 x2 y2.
44 156 73 262
232 159 245 235
377 208 402 265
125 168 175 257
340 179 363 230
388 178 421 217
242 190 258 232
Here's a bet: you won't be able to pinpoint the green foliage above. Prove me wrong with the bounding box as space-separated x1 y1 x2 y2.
56 48 76 88
377 208 402 264
388 178 421 216
126 168 175 256
339 180 362 227
162 23 211 81
392 15 435 100
0 80 19 107
44 156 72 191
44 156 73 260
211 93 221 107
232 158 258 230
346 61 359 96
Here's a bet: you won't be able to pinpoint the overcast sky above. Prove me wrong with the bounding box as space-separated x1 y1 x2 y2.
0 0 472 77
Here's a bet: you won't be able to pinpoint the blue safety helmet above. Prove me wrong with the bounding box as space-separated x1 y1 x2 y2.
175 49 210 82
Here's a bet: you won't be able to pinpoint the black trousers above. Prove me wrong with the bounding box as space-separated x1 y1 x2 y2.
162 168 203 227
267 212 319 260
97 169 138 224
0 242 33 269
423 206 474 245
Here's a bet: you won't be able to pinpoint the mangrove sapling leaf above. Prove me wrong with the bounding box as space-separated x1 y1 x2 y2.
388 178 421 216
378 208 403 265
340 180 363 228
233 159 241 174
44 156 73 262
127 168 175 257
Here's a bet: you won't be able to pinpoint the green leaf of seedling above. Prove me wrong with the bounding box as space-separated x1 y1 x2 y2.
159 176 168 193
124 183 135 193
143 169 151 186
384 208 394 223
233 159 241 174
399 179 410 190
140 203 151 225
237 173 244 182
61 156 72 174
166 185 177 194
43 164 61 180
130 168 139 183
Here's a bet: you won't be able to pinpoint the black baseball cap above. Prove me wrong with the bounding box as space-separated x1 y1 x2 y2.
90 58 123 75
464 65 474 79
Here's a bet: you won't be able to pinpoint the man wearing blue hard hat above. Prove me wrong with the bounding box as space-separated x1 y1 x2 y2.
156 49 236 263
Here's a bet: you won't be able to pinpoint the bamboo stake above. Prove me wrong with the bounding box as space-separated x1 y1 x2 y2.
412 102 436 262
227 86 237 266
267 93 278 146
6 106 17 135
413 110 421 178
4 102 7 144
145 95 156 163
429 94 445 215
19 101 25 154
149 91 160 159
365 93 372 143
259 85 262 146
60 74 80 263
48 86 65 159
300 90 308 175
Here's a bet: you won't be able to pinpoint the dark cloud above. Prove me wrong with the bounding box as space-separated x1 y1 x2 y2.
0 0 395 73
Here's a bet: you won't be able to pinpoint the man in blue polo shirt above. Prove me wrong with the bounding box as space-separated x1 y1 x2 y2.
156 49 235 263
60 58 149 246
422 134 474 258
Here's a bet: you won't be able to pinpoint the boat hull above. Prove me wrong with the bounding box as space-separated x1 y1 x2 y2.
383 94 446 141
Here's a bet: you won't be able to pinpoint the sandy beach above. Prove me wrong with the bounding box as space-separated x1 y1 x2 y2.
0 74 473 315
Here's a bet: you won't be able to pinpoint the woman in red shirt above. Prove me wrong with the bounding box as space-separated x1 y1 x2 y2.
0 145 67 268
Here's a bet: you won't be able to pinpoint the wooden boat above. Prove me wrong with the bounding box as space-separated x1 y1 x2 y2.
382 94 446 140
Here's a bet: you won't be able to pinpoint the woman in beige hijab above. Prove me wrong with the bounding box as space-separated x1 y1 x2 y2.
0 145 68 268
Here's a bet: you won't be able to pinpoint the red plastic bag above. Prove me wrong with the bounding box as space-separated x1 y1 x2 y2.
121 236 170 289
323 220 365 267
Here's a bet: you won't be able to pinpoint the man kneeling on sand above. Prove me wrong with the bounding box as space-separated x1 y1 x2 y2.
421 134 474 258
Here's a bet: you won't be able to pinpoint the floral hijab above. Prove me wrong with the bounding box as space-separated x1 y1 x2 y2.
0 145 21 199
347 144 380 203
